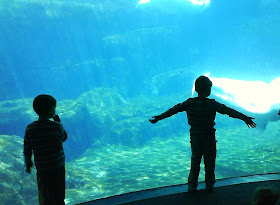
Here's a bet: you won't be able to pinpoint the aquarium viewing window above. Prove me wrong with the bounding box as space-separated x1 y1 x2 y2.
0 0 280 205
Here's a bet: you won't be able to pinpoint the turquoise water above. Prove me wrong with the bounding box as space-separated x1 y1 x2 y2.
0 0 280 204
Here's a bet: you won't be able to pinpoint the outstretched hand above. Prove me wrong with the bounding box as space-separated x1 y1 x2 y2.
149 116 159 124
244 117 256 128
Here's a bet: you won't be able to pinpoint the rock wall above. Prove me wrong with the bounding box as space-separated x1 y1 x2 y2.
0 88 190 160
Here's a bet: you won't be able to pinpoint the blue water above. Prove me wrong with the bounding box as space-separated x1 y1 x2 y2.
0 0 280 204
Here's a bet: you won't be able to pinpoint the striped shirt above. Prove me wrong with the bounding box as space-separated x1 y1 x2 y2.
158 97 248 137
24 120 68 171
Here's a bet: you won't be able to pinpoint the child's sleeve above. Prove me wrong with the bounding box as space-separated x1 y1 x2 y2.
23 130 32 167
156 100 188 120
60 124 68 142
215 101 248 120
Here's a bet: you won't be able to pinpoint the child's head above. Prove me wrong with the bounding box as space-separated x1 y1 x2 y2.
195 76 212 97
252 187 280 205
33 94 57 118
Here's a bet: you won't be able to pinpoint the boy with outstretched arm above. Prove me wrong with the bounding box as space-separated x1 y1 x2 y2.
149 76 256 192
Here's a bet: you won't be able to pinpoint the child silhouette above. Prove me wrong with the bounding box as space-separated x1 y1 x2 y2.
149 75 256 192
24 94 68 204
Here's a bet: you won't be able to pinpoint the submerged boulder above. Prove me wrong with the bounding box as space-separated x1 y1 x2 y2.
0 135 38 205
0 88 191 159
0 98 36 136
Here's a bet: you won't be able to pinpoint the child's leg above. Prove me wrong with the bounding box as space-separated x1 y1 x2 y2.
188 142 203 190
37 167 65 205
53 166 65 205
37 171 44 205
203 140 217 189
37 169 56 205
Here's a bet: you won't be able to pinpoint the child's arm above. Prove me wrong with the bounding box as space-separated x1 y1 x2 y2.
23 132 33 173
53 114 68 142
216 102 256 128
149 101 187 123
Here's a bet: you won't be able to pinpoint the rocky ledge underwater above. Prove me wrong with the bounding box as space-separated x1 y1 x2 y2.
0 87 279 205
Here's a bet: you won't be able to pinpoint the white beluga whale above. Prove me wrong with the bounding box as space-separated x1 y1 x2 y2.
210 76 280 114
192 73 280 114
192 74 280 132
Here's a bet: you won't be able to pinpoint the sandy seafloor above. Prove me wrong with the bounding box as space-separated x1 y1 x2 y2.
1 122 278 204
63 122 280 204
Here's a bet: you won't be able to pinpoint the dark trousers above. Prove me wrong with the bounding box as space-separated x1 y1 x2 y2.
37 166 65 205
188 137 217 189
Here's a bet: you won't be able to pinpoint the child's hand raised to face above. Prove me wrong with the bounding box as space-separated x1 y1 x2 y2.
53 114 61 122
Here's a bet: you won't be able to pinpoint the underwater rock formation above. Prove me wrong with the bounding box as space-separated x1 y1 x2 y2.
1 88 280 205
72 88 190 147
0 88 190 159
0 135 38 205
0 98 36 136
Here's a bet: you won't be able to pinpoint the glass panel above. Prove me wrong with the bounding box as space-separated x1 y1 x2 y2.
0 0 279 204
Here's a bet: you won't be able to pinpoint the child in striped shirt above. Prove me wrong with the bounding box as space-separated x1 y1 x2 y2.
24 94 68 205
149 76 256 192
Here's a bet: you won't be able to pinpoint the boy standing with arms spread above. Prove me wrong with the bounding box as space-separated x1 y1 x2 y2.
24 94 68 205
149 76 256 192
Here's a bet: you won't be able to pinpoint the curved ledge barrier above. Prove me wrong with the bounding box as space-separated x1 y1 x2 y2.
77 172 280 205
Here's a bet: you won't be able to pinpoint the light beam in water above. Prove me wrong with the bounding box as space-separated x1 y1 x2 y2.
137 0 210 7
137 0 150 7
188 0 210 6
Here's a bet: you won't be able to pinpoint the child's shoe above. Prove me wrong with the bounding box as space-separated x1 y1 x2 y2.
206 185 214 193
188 185 197 193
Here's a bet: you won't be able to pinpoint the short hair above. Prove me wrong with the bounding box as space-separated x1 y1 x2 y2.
252 188 280 205
195 75 212 93
33 94 56 116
